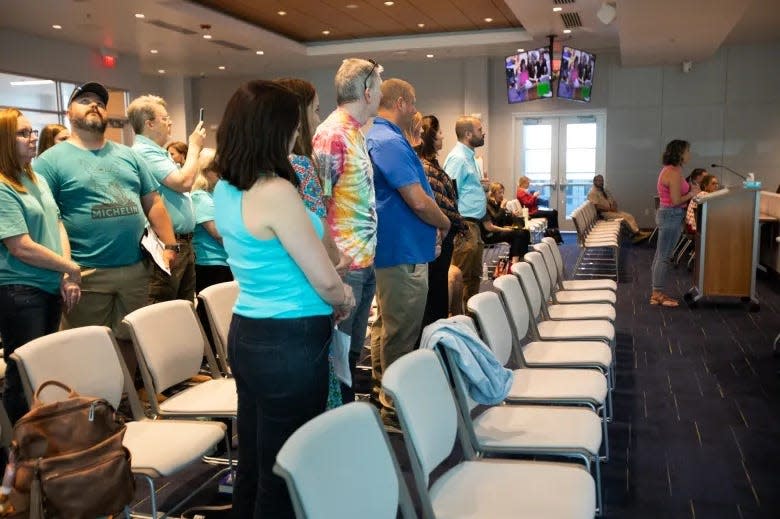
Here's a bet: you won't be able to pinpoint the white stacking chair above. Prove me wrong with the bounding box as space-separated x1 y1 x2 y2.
123 300 237 420
12 326 229 519
541 237 618 292
274 402 416 519
571 206 620 281
383 349 597 519
433 334 605 514
197 281 238 375
525 251 616 305
524 250 615 322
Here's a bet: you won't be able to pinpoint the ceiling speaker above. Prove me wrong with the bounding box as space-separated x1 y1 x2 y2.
596 3 616 25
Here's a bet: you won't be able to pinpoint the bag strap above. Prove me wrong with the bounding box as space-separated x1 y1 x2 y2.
32 380 79 407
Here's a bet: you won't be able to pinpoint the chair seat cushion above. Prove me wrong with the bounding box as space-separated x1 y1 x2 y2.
473 405 602 454
548 303 616 322
508 368 608 403
561 279 617 292
522 341 613 368
537 319 615 342
159 378 237 416
125 420 226 476
555 289 616 304
430 460 595 519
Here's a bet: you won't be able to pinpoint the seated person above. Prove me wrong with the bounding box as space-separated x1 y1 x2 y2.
588 174 651 243
687 168 707 190
482 182 530 264
685 174 720 233
516 176 563 243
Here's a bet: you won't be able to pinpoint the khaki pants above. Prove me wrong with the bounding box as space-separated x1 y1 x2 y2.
370 263 428 411
601 210 639 234
451 221 484 308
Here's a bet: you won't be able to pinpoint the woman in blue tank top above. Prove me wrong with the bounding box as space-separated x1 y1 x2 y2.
212 80 355 519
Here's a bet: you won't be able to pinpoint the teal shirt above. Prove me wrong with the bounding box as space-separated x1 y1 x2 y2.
443 142 486 219
0 173 63 293
213 180 332 319
36 141 158 268
191 189 228 266
132 135 195 234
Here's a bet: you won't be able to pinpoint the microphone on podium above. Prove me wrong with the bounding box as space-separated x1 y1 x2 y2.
710 163 748 182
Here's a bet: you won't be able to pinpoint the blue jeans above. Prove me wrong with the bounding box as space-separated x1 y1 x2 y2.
228 313 332 519
0 284 61 423
337 267 376 403
651 206 685 291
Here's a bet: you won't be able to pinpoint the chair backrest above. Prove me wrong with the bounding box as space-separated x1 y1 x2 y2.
534 242 562 289
197 281 238 372
11 326 142 419
123 300 212 393
466 291 514 367
522 252 551 306
492 274 532 341
382 350 458 489
511 261 544 322
530 246 558 296
542 236 567 280
274 402 416 519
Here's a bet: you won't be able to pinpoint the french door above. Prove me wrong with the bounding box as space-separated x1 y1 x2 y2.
515 112 606 231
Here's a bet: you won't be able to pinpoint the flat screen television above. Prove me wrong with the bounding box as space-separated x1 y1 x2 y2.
505 47 553 104
556 46 595 102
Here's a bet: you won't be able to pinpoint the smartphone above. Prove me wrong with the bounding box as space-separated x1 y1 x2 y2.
198 107 205 122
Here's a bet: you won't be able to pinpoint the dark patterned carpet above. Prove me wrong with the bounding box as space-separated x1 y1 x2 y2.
136 236 780 518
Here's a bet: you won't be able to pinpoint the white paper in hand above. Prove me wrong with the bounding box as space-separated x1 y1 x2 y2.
331 328 352 387
141 227 171 276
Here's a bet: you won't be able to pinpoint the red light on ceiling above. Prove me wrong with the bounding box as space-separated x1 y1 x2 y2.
101 54 117 68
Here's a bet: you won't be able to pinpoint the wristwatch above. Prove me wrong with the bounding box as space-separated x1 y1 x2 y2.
164 243 181 253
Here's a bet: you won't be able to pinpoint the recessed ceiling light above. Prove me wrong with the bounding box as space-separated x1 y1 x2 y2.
426 54 434 58
384 1 394 6
135 13 145 19
345 3 358 8
203 34 212 39
517 48 524 53
418 23 425 28
158 69 165 74
553 7 562 12
150 49 158 54
278 10 287 15
484 17 493 22
563 29 572 34
322 30 331 35
256 50 264 55
218 65 226 70
52 24 62 30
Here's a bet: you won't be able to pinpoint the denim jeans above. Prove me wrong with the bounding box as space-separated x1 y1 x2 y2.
0 284 61 423
651 206 685 291
337 267 376 403
228 313 332 519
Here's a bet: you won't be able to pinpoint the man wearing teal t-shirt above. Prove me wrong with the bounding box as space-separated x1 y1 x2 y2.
35 82 177 371
128 95 206 304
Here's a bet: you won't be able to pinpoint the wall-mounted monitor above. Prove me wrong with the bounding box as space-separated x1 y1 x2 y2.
505 47 553 104
557 46 596 103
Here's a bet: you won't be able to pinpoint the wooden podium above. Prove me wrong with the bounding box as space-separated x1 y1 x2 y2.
686 186 761 310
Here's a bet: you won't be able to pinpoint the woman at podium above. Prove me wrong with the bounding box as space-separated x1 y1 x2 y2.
651 140 700 307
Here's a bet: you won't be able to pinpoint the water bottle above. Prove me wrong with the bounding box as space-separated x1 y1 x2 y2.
482 262 488 281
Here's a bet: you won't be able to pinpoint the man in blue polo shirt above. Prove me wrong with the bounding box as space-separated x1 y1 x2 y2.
443 116 487 306
366 78 450 426
128 95 206 303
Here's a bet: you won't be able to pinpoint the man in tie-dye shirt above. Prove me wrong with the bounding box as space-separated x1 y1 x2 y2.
313 58 383 404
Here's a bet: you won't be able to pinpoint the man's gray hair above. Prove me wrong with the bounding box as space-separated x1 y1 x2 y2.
335 58 383 105
127 95 166 134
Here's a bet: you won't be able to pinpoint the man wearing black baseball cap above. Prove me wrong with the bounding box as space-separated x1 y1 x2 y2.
36 81 177 375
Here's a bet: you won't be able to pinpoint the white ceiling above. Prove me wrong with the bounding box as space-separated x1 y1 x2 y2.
0 0 777 77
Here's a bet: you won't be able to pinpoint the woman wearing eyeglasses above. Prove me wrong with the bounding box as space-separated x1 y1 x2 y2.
0 108 81 423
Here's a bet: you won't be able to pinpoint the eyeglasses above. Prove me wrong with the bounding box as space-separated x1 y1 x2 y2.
16 129 39 139
75 97 107 109
363 59 378 92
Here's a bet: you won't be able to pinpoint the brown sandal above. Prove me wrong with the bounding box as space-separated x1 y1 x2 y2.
650 293 679 307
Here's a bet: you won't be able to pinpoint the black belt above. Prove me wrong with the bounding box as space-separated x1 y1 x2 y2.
463 217 481 224
175 233 194 241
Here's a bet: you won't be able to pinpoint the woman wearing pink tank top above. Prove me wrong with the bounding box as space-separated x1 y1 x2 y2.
651 140 700 307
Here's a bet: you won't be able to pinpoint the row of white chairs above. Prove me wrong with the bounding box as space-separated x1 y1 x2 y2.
570 201 621 281
273 238 620 518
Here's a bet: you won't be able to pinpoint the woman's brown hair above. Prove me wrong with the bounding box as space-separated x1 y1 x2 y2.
37 123 67 156
662 139 690 166
0 108 35 193
274 77 316 158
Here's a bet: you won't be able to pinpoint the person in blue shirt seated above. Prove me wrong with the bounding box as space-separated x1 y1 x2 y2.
212 80 356 519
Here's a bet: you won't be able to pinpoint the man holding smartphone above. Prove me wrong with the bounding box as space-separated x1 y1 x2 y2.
127 95 206 304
